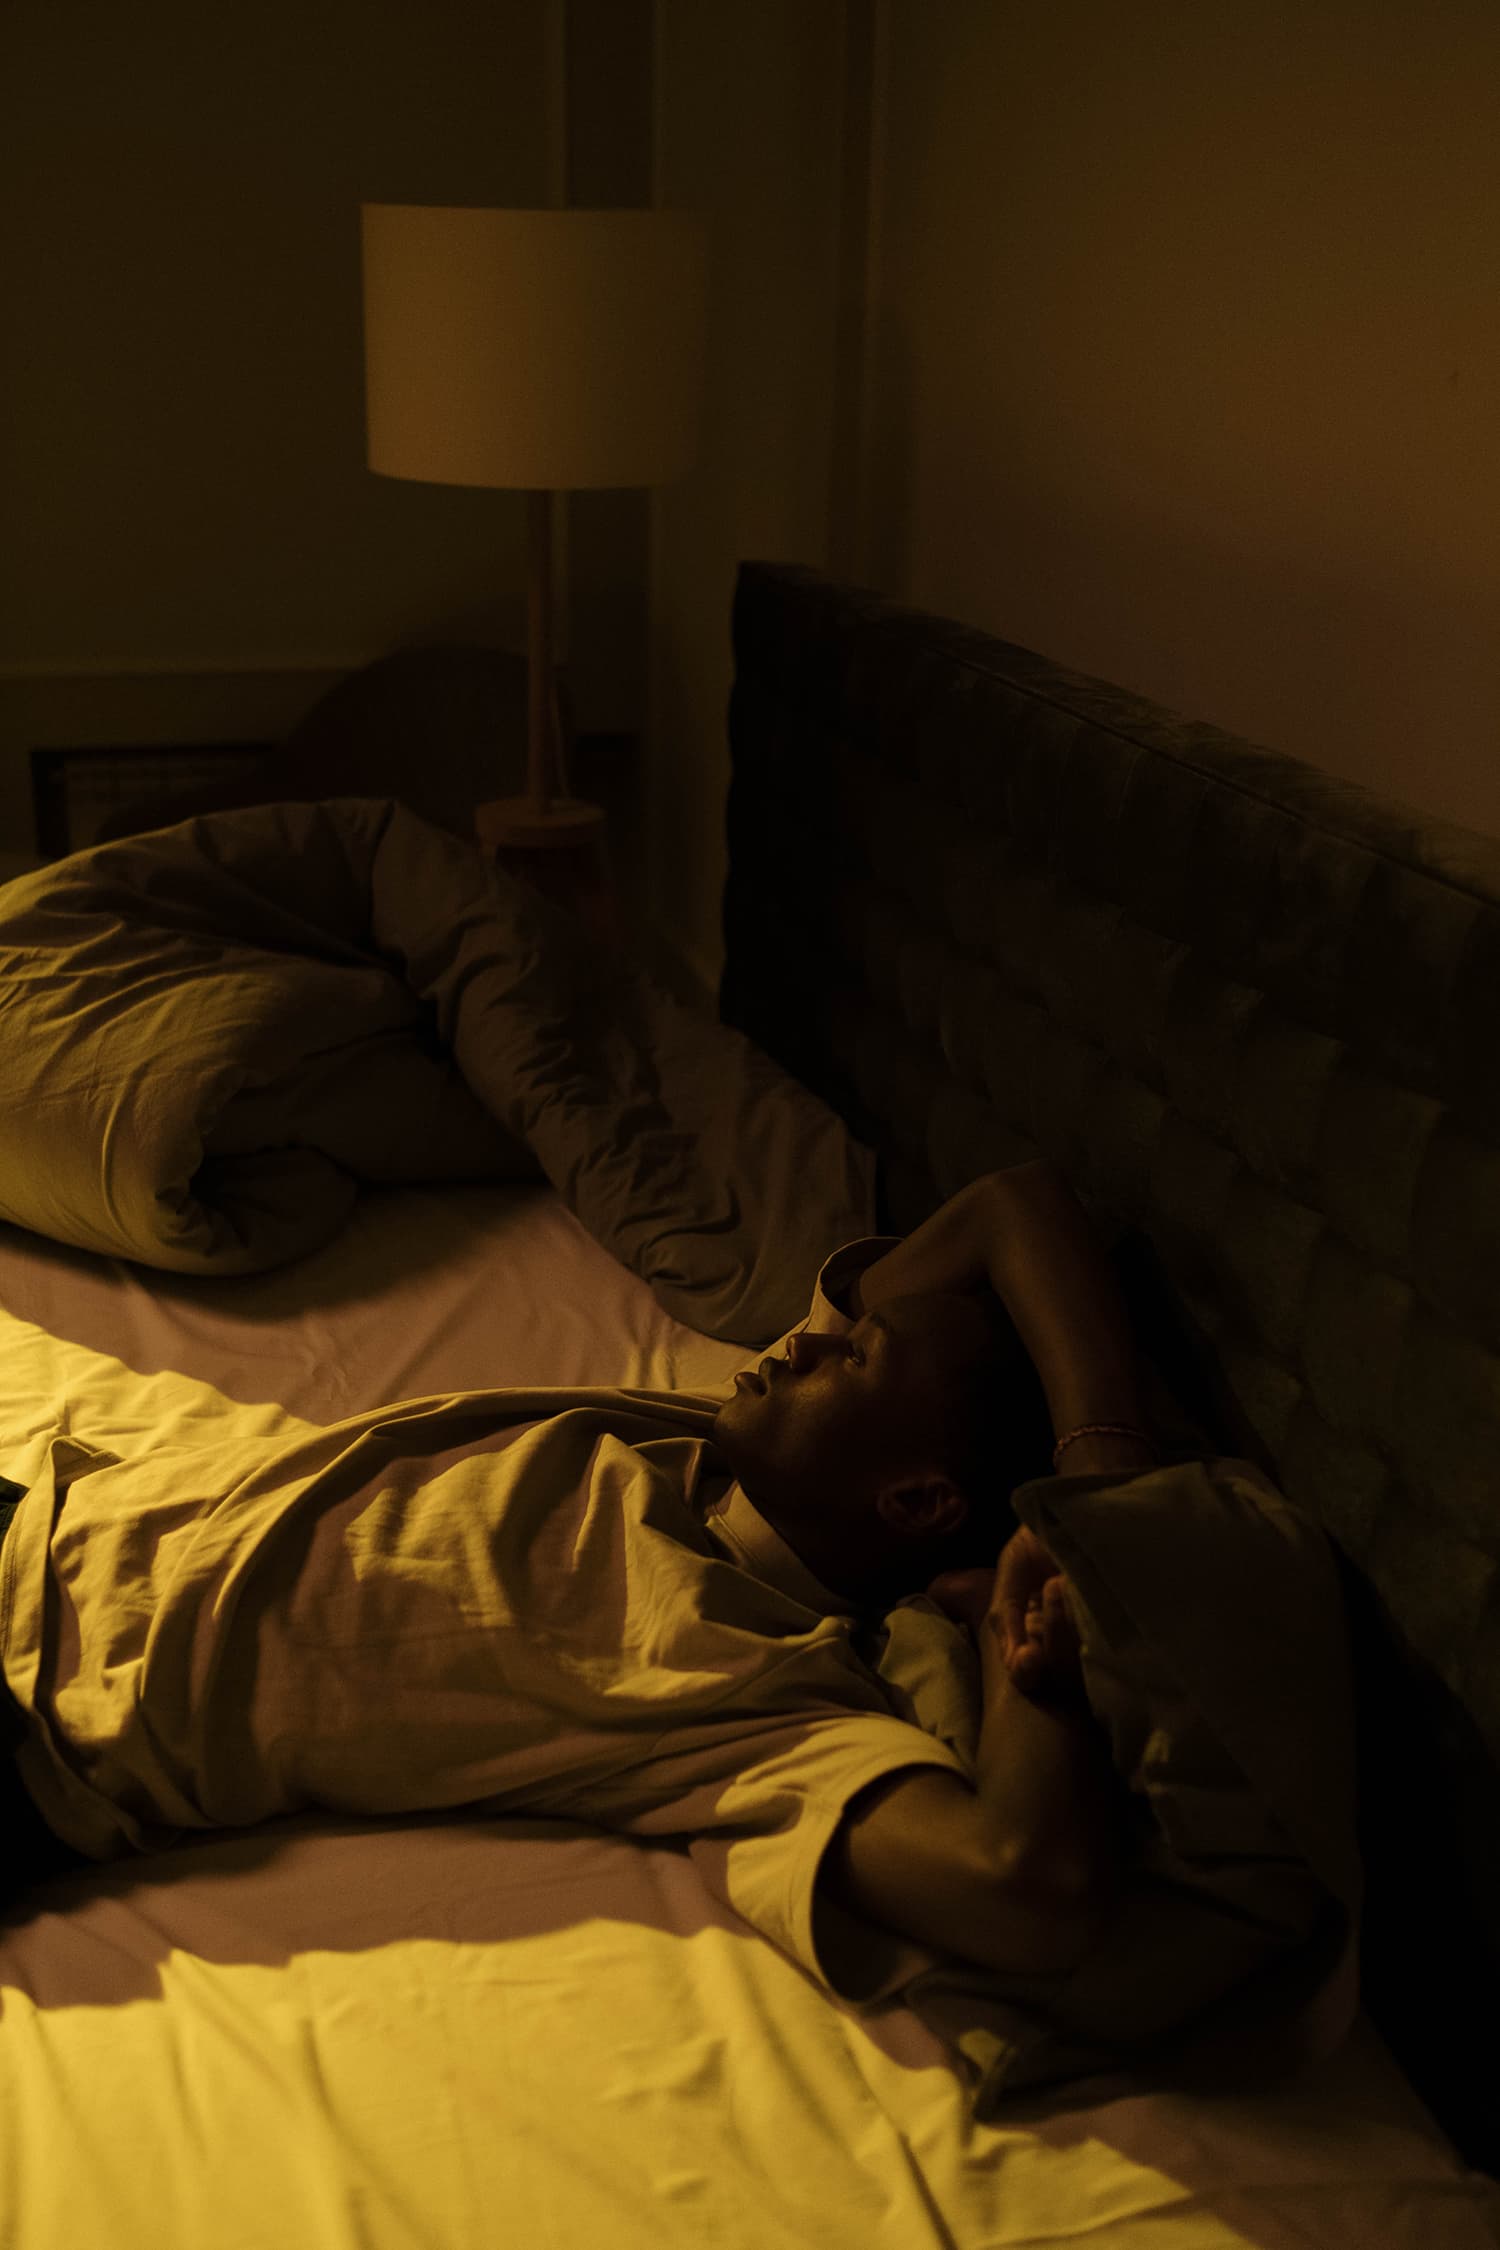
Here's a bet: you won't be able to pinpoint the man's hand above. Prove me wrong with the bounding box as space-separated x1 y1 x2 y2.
929 1525 1118 1904
929 1524 1088 1714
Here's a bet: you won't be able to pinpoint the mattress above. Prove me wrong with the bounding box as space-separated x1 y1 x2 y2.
1 1182 1494 2249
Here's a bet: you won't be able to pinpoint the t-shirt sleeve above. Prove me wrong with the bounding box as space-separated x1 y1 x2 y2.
571 1710 974 2007
660 1233 960 2001
572 1227 963 2003
691 1717 978 2006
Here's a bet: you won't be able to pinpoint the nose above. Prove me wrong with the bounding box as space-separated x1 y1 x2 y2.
782 1329 835 1375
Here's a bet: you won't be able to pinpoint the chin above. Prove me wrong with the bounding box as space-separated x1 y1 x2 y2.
710 1394 743 1455
710 1392 767 1483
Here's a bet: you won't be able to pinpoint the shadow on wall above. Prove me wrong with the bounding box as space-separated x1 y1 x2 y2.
88 646 567 853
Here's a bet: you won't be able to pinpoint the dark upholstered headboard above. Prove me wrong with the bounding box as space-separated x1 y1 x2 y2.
719 560 1500 2175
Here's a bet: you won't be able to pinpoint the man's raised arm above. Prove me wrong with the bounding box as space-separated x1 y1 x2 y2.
813 1165 1147 1984
855 1162 1159 1483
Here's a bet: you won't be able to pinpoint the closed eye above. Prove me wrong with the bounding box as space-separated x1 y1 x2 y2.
853 1311 893 1368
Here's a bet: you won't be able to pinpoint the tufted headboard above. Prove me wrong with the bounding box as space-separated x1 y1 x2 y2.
718 560 1500 2176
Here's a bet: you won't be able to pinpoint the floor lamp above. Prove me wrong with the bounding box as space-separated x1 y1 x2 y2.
360 204 707 929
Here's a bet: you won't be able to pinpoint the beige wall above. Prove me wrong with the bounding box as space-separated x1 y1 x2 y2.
868 0 1500 827
6 5 1494 986
650 0 1500 998
0 0 651 855
648 1 846 997
0 2 558 676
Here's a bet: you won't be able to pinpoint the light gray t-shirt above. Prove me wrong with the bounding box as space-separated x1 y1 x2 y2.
1 1236 982 2004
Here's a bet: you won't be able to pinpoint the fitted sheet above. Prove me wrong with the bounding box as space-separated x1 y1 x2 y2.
0 1184 1494 2250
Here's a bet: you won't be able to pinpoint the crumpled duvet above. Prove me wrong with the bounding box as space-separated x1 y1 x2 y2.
0 796 878 1346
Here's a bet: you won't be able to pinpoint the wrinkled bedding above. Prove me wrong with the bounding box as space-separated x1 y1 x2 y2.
2 1184 1495 2250
2 803 1498 2242
0 797 877 1345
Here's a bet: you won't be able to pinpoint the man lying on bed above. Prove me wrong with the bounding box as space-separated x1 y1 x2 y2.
0 1160 1356 2089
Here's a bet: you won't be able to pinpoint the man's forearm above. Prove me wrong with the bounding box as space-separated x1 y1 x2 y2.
970 1616 1124 1898
852 1174 1000 1317
855 1162 1160 1479
981 1168 1158 1478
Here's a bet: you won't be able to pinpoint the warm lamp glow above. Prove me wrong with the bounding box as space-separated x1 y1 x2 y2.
359 204 707 873
361 205 707 493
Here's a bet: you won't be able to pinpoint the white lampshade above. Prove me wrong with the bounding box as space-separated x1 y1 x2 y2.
361 204 707 491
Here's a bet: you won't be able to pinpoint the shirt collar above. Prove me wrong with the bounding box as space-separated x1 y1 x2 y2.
701 1477 860 1620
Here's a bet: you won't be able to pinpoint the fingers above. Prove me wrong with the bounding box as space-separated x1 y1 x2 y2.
930 1560 1078 1691
995 1526 1062 1659
1020 1579 1062 1649
1004 1570 1060 1662
1042 1576 1077 1668
997 1544 1036 1660
1007 1584 1048 1681
1009 1576 1079 1689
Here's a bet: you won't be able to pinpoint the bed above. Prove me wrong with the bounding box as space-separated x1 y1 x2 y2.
0 564 1497 2248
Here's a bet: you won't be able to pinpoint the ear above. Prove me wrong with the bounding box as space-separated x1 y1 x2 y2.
874 1474 969 1544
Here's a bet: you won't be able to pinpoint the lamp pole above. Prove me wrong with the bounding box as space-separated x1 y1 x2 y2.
473 487 604 855
527 487 555 816
361 202 706 922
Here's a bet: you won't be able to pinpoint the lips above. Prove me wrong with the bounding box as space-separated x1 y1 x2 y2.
734 1368 766 1393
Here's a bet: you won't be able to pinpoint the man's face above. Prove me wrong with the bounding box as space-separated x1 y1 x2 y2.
711 1291 995 1546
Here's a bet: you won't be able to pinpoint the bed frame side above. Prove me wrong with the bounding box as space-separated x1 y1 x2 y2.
719 558 1500 2177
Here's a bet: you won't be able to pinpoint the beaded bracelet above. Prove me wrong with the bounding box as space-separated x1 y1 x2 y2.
1051 1422 1155 1470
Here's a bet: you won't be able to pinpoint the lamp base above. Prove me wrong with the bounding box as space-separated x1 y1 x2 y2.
475 793 619 950
474 795 607 852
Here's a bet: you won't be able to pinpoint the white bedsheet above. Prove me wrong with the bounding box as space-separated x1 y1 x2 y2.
1 1184 1495 2249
